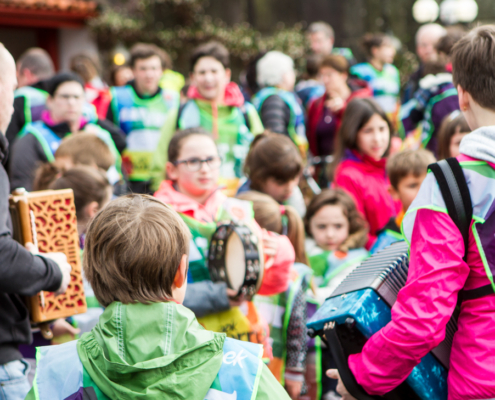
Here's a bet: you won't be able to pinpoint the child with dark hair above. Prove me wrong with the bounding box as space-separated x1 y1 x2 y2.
437 110 470 160
331 98 401 248
10 72 125 191
370 149 436 254
401 30 464 155
26 194 290 400
295 54 325 109
350 34 400 119
150 41 263 192
329 25 495 400
239 131 306 216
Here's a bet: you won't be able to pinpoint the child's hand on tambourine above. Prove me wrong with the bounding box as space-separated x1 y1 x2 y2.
226 288 245 308
326 369 357 400
262 229 278 269
285 378 303 399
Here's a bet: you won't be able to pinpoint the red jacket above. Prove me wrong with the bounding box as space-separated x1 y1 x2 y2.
334 150 401 248
306 79 372 156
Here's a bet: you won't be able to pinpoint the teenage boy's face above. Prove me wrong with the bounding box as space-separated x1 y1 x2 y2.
390 172 426 212
47 81 85 125
261 176 300 204
133 56 163 95
167 135 220 198
190 56 231 101
356 113 390 161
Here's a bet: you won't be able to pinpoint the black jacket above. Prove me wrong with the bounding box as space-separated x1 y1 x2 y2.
258 94 291 137
9 119 126 192
0 132 62 365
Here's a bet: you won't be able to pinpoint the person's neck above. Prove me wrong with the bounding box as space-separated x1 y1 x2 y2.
50 115 80 134
135 82 158 98
370 58 385 72
469 104 495 130
176 183 214 205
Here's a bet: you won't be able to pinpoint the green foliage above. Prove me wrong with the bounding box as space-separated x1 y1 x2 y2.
90 0 308 65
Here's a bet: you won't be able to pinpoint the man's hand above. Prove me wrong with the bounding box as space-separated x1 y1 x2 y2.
285 378 303 399
26 243 72 295
51 318 80 338
325 97 345 113
326 369 358 400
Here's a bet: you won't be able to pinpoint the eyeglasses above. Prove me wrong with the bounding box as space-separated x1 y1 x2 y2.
173 156 222 172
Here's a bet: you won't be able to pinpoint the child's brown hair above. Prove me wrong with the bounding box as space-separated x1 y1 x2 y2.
362 33 392 58
437 112 470 160
167 127 213 165
55 133 115 172
330 98 392 180
84 194 191 307
387 149 436 191
236 190 308 265
452 25 495 111
33 165 111 221
244 132 303 191
304 189 368 252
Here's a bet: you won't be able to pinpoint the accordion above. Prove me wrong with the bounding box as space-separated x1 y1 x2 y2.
307 241 450 400
9 188 87 326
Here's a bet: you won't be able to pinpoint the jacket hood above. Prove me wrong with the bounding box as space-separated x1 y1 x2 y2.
77 301 225 399
419 73 453 90
460 126 495 165
154 180 226 223
187 82 245 107
342 149 387 172
348 78 373 97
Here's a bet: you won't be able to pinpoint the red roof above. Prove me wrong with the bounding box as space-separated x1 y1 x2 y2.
0 0 98 28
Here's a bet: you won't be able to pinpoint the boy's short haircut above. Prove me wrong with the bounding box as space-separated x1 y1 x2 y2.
130 43 172 70
387 149 436 190
452 25 495 111
244 131 303 190
190 41 230 71
319 54 349 74
84 194 190 307
55 133 115 171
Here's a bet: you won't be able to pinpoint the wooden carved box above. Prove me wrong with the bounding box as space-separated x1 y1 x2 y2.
9 188 87 322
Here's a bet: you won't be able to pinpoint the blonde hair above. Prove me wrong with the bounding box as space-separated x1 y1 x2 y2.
84 195 191 307
236 191 308 265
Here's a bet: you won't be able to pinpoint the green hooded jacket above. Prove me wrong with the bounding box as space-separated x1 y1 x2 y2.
26 301 289 400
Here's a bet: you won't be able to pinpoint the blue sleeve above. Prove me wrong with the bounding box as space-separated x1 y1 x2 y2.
183 281 230 317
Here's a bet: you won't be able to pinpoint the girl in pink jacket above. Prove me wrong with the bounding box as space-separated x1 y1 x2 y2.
328 25 495 400
331 98 401 248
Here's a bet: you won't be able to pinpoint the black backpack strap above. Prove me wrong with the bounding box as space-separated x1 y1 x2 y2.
175 103 187 130
239 104 251 132
429 158 472 260
429 158 492 301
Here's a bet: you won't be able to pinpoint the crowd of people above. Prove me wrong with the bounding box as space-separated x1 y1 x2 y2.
1 18 495 400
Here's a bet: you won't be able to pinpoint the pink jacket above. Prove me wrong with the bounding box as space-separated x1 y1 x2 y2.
153 180 226 223
334 150 401 248
348 153 495 400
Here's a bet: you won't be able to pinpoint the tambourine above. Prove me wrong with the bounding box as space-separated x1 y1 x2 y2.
208 223 264 300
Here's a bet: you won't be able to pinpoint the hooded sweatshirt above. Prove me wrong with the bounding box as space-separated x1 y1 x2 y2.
149 82 264 191
27 301 290 399
348 126 495 400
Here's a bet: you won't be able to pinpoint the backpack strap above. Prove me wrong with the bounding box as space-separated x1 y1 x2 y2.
429 158 492 301
175 103 188 129
239 104 251 132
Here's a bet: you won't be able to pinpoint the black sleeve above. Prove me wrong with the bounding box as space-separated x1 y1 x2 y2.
9 134 47 192
0 164 62 295
97 118 127 154
5 97 26 147
105 104 115 125
259 94 291 136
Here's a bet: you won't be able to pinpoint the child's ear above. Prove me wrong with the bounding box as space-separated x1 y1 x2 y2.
457 85 470 112
173 254 188 289
166 162 179 181
84 201 100 220
388 185 400 201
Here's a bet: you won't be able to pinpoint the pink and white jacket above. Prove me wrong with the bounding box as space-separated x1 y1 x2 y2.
348 127 495 400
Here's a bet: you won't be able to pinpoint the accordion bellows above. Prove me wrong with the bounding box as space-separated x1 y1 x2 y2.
9 189 87 322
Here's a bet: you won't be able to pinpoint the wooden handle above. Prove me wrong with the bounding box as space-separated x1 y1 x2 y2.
16 198 33 245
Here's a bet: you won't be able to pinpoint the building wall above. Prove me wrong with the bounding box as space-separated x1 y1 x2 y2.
59 27 98 71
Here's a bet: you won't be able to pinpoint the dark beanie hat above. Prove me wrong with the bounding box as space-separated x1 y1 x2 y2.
47 72 85 96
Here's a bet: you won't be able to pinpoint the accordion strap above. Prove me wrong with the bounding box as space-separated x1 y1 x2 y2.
429 158 493 301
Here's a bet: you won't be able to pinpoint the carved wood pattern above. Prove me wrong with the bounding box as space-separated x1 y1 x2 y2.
10 189 87 322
